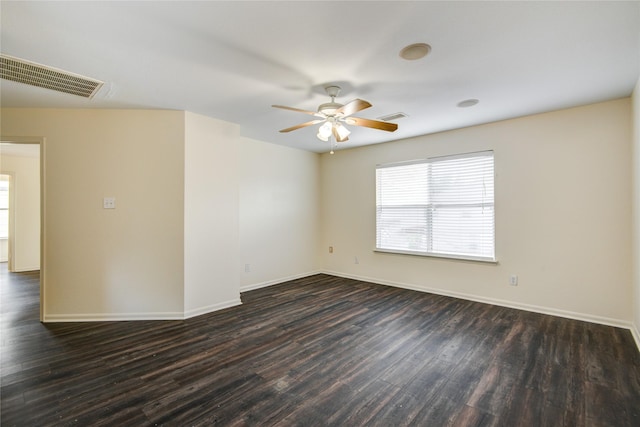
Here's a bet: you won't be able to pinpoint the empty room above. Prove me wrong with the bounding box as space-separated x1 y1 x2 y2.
1 1 640 425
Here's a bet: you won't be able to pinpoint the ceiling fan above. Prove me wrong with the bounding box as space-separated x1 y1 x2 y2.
272 85 398 144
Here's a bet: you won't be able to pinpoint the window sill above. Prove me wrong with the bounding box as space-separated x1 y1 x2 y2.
374 248 498 264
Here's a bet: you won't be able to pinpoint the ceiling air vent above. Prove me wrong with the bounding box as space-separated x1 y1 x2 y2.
0 54 104 98
377 112 408 122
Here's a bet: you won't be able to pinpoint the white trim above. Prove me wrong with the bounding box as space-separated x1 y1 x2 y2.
9 266 40 273
2 135 45 321
44 311 185 322
374 248 497 264
239 270 321 293
4 171 15 272
376 150 494 169
42 298 244 322
631 323 640 352
321 269 633 329
40 137 46 323
39 271 640 355
184 298 242 319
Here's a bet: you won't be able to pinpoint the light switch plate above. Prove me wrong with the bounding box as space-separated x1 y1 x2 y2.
103 197 115 209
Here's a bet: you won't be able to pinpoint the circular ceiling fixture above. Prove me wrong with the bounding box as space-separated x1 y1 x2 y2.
457 99 479 108
399 43 431 60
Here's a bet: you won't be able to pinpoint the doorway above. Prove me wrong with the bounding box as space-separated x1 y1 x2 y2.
0 138 44 321
0 175 8 263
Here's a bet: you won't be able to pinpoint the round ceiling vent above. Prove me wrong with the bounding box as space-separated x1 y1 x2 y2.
399 43 432 60
457 99 479 108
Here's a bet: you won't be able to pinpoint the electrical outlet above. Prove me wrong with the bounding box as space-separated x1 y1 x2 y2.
509 275 518 286
329 246 333 253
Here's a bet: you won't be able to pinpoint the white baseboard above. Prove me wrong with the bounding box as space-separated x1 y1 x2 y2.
631 323 640 352
239 270 321 293
321 269 634 331
43 298 243 322
183 298 242 319
11 266 40 273
44 311 185 322
41 270 640 354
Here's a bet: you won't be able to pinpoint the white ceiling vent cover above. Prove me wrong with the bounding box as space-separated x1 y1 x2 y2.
0 54 104 98
378 112 408 122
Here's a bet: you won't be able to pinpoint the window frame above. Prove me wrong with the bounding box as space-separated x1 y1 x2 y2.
375 150 496 264
0 177 9 240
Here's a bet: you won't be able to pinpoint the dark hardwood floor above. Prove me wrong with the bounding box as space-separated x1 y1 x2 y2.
2 264 640 426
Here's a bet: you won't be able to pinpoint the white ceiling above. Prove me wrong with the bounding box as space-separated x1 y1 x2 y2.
1 1 639 153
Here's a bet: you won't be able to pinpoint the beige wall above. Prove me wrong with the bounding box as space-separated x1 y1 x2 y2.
184 112 241 317
239 137 320 290
633 78 640 340
1 108 320 321
1 97 634 327
320 99 632 325
2 109 186 320
0 153 40 270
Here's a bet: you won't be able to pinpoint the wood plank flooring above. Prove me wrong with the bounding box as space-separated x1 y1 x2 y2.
2 265 640 426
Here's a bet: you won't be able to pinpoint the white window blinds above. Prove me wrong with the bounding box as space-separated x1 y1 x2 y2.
376 151 495 261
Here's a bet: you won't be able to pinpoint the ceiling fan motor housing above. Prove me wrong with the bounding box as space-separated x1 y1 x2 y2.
324 85 341 97
318 102 343 116
318 85 343 116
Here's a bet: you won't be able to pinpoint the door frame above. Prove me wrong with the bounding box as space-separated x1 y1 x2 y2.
1 172 15 268
1 136 46 322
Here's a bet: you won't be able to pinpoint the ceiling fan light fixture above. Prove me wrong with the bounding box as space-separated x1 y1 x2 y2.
317 132 329 142
318 121 333 139
336 123 350 140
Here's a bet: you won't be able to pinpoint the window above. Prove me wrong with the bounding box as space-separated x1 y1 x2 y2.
0 177 8 240
376 151 495 262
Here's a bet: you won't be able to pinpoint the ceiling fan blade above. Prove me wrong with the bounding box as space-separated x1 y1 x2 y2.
345 117 398 132
272 105 324 117
332 126 349 142
279 119 325 133
335 99 372 117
